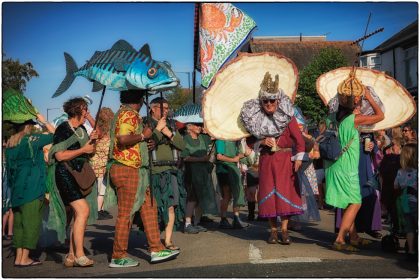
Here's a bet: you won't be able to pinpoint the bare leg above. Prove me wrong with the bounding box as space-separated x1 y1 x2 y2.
268 217 277 231
185 201 196 225
7 209 14 236
220 186 231 218
164 206 175 246
97 195 104 211
15 248 23 265
2 211 10 236
336 203 361 244
69 199 90 258
280 216 289 233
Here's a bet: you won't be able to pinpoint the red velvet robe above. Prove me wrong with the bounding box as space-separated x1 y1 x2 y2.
258 117 305 217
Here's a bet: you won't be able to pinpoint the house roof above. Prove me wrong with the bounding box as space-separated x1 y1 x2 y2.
374 20 418 52
249 39 361 70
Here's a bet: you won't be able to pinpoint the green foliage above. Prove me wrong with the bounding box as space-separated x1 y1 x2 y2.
296 47 348 125
2 53 39 92
164 85 205 111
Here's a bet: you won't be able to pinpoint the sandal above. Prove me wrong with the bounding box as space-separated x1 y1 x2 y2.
332 242 360 252
63 253 75 267
165 242 180 251
350 238 373 247
279 231 291 245
74 256 94 267
267 230 278 244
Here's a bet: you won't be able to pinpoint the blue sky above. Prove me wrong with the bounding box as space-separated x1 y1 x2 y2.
2 2 418 121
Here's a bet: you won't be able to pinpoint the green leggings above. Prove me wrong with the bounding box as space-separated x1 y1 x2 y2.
12 198 44 250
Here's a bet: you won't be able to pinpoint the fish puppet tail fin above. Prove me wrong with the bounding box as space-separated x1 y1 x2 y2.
52 52 78 97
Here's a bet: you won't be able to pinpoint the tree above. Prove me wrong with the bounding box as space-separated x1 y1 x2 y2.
2 53 39 93
296 47 348 125
165 86 194 112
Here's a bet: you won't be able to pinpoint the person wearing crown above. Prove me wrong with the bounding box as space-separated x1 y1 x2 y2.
324 68 384 252
240 72 305 245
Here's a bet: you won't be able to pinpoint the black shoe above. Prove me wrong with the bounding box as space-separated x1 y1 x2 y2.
247 214 255 221
200 216 214 223
98 210 113 220
219 218 232 229
232 216 249 229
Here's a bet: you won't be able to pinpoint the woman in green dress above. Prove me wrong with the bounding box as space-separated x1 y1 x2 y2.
325 73 384 252
181 123 218 233
5 113 55 266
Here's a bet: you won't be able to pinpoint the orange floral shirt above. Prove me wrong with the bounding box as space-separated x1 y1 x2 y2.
112 108 141 168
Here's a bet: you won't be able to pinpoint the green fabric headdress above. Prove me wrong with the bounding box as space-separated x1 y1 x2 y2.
3 88 38 123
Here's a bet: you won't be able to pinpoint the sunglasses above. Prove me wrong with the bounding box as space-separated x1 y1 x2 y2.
403 129 411 132
262 99 276 104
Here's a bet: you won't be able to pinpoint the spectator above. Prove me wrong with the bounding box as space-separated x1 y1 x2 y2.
394 143 418 261
402 124 417 145
90 107 114 220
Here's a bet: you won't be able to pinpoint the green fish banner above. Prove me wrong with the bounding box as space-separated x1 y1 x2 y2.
3 88 38 123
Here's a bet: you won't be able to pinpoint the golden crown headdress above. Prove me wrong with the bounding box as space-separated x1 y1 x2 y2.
259 72 280 100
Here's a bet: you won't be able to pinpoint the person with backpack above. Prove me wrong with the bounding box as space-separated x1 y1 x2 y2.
322 70 384 252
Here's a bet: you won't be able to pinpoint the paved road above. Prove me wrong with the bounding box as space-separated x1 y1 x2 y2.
2 208 417 277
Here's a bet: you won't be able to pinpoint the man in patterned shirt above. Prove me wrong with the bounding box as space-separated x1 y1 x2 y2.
108 90 179 268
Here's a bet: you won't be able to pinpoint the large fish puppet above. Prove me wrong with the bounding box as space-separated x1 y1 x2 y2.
53 40 179 97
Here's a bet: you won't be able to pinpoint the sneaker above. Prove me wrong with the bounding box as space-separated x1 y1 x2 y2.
109 257 139 268
184 224 199 234
219 218 232 229
98 210 113 220
232 216 249 229
150 249 179 263
194 225 207 232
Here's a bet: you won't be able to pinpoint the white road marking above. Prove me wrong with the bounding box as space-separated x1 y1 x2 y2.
249 243 322 264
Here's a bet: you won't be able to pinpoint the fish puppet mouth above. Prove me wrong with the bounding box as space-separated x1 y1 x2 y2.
148 78 180 91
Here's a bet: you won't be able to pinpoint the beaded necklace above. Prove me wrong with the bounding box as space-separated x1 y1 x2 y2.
67 121 85 139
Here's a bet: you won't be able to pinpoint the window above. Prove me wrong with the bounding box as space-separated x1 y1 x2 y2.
370 56 381 65
404 46 418 88
360 57 367 67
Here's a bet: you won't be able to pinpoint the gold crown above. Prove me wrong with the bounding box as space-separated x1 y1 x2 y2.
337 67 364 97
260 72 279 93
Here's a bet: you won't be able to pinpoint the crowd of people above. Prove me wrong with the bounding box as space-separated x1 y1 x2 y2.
2 76 418 268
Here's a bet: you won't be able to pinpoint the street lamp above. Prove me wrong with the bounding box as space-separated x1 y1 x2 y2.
176 71 191 91
47 107 61 122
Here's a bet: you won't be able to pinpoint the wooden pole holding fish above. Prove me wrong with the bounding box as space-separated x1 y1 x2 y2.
93 86 107 131
192 2 200 104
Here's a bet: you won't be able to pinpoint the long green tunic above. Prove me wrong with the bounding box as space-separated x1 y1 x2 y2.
6 134 53 207
181 134 218 215
325 114 361 209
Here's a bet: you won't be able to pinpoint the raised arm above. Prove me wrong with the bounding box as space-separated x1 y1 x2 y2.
354 87 385 127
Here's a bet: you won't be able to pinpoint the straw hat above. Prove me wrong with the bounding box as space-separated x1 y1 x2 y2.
317 66 416 132
202 52 298 140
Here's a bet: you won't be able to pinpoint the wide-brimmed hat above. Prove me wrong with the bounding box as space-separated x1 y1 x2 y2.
3 88 38 124
203 52 298 140
317 66 416 132
173 103 203 124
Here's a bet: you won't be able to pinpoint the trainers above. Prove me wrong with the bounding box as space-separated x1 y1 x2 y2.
232 216 249 229
109 257 139 268
184 224 199 234
150 249 179 263
98 210 113 220
219 218 232 229
194 225 208 232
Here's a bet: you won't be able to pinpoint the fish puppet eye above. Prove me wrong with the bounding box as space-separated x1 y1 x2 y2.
147 67 157 79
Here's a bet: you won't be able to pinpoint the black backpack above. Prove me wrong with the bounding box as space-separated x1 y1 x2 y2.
317 130 354 161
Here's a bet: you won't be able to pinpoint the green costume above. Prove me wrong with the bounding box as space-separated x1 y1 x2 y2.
181 134 218 215
6 133 53 249
325 114 361 209
146 117 186 231
215 140 246 208
46 127 98 243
